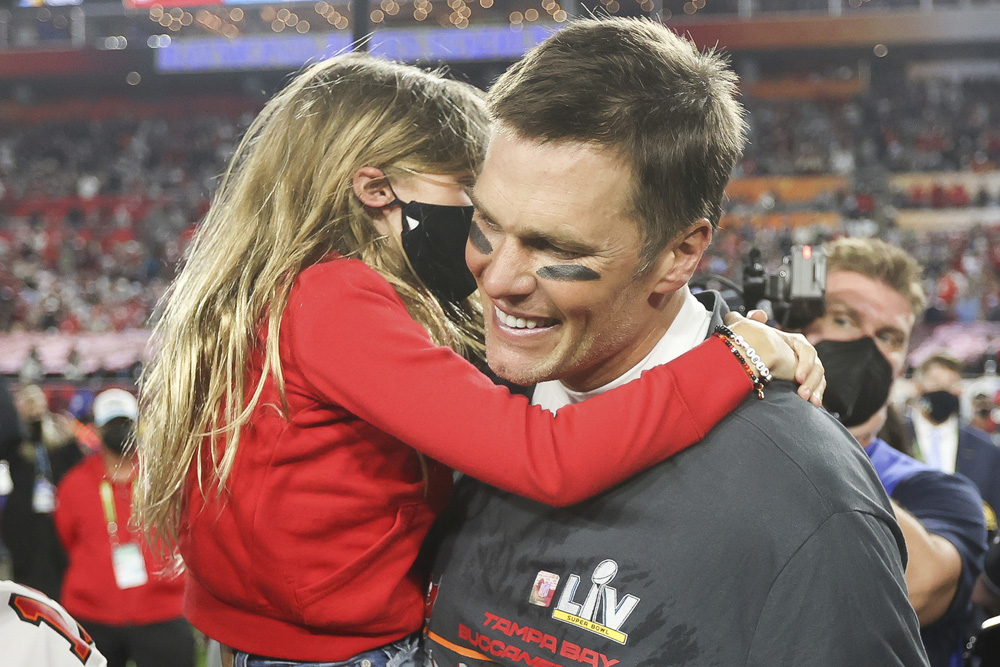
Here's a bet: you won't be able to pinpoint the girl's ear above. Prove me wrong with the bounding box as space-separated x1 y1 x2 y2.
352 167 396 208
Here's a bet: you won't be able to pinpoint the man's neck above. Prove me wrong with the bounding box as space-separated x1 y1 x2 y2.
560 287 689 393
533 287 711 412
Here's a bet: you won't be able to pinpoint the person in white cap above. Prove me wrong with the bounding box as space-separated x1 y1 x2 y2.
53 388 193 667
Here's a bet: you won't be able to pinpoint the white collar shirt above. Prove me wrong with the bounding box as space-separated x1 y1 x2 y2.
912 410 960 474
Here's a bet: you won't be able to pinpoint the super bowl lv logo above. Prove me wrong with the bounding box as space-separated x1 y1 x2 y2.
532 559 640 645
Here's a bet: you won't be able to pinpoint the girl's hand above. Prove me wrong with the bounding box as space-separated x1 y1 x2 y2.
724 310 826 407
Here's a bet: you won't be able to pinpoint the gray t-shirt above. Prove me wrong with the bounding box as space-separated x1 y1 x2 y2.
425 297 928 667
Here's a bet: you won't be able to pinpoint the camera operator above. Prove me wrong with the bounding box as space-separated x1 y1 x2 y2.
795 238 987 667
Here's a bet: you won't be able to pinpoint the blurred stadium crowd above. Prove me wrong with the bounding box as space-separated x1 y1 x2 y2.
1 76 999 371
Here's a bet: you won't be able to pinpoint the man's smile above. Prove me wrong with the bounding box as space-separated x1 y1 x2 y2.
493 305 558 331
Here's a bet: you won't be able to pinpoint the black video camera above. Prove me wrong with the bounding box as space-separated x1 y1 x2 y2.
694 245 827 330
742 245 827 330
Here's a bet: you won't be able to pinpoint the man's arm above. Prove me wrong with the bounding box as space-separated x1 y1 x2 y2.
972 538 1000 614
891 471 987 626
746 511 929 666
893 501 963 624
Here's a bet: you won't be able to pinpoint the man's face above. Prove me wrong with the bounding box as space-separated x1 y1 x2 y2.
803 269 916 444
973 394 993 416
466 131 688 391
804 270 916 378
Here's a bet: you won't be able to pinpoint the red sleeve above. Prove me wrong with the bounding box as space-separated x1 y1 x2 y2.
286 260 752 506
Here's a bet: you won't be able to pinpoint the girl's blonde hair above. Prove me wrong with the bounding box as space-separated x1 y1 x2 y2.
135 54 489 554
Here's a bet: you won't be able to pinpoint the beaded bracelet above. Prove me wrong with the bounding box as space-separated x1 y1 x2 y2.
714 324 774 384
712 325 771 400
714 334 766 399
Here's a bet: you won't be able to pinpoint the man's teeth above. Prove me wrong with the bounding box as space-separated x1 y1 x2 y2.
495 306 547 330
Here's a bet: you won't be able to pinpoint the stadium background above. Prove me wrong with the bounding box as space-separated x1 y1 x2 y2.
0 0 999 418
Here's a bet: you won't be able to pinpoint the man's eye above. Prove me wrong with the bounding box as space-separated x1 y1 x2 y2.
477 218 500 232
878 332 903 348
548 245 582 259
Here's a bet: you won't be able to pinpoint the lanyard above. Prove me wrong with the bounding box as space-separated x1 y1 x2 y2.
34 443 54 482
99 480 123 542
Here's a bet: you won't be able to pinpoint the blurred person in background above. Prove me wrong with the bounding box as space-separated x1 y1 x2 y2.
0 375 19 576
804 237 987 667
0 383 82 600
18 347 44 385
134 53 821 667
66 388 102 455
907 354 1000 533
970 390 999 437
54 388 192 667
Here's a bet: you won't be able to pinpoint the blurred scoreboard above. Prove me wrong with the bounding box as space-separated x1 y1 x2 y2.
124 0 250 7
123 0 287 6
156 25 554 71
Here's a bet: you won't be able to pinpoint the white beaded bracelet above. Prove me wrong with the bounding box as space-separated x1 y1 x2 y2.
732 334 774 383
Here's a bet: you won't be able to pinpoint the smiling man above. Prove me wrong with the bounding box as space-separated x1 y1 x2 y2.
422 19 927 667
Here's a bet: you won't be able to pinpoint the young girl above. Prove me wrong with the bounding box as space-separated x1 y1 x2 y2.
135 54 822 667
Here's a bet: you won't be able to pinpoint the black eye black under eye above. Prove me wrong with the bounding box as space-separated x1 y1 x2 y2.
537 266 601 281
468 221 493 255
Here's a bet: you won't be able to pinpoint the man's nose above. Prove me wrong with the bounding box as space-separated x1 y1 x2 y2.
479 240 536 301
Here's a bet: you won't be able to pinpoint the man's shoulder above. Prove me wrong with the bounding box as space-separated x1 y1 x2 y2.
454 381 890 530
893 464 985 517
960 421 999 452
697 380 889 517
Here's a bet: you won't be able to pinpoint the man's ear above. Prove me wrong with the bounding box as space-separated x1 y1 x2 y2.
648 219 714 295
352 167 396 208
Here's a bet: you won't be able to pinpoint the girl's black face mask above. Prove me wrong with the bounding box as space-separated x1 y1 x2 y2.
395 198 478 304
815 337 895 428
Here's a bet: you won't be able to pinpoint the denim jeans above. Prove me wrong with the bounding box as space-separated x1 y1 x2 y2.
232 634 423 667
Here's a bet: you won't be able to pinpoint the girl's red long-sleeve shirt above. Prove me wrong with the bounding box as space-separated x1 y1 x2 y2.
54 455 185 625
180 257 752 661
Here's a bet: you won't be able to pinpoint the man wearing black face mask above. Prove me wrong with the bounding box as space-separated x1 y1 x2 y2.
907 355 1000 535
54 389 194 667
803 238 987 667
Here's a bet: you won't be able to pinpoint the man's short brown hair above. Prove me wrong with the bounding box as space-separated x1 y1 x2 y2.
487 18 747 268
825 238 927 316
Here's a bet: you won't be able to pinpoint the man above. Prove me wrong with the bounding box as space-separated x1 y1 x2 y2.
803 238 987 666
423 19 927 666
907 354 1000 531
969 389 998 437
